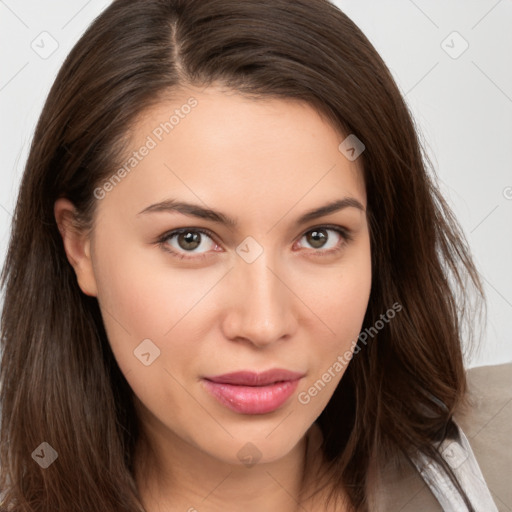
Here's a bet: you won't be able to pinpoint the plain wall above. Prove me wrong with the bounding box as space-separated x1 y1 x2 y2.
1 0 511 367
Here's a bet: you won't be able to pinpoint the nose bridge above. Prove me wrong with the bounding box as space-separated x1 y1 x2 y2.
223 248 295 346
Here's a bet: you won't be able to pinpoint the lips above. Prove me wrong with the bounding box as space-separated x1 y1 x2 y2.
204 369 304 386
202 369 304 414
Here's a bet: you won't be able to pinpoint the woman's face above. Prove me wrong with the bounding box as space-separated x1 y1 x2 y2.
71 85 371 466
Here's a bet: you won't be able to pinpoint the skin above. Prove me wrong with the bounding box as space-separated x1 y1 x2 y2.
55 84 372 512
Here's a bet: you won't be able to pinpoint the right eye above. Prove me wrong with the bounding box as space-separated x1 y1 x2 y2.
157 228 220 260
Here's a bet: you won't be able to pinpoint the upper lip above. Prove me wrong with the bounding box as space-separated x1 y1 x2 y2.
203 369 305 386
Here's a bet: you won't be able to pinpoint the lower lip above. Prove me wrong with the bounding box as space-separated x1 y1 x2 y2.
201 379 300 414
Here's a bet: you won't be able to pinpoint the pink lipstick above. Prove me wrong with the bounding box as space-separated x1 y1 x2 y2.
202 369 304 414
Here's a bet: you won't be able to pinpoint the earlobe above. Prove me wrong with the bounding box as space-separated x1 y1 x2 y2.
54 198 98 297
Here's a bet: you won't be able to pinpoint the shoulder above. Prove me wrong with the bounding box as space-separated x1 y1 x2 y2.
454 362 512 511
370 363 512 511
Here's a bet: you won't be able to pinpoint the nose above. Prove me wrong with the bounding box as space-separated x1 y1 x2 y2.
221 253 298 348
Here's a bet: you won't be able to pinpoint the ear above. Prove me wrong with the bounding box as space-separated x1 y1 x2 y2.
54 198 98 297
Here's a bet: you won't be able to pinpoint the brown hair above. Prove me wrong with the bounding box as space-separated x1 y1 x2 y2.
0 0 484 510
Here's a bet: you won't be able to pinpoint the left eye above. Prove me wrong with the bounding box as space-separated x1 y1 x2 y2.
297 226 348 251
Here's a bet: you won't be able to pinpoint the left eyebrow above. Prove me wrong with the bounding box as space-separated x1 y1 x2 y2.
137 197 365 228
295 198 365 225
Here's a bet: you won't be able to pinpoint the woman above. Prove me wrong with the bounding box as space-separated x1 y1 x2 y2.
0 0 498 510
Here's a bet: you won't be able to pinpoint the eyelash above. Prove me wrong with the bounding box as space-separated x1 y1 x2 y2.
156 224 353 261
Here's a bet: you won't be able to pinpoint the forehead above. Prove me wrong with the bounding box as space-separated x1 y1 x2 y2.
96 85 366 225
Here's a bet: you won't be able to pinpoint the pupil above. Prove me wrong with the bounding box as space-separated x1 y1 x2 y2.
179 231 200 250
309 229 326 248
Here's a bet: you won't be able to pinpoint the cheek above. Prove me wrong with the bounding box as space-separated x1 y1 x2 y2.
91 233 232 402
298 238 371 404
312 239 372 346
93 220 185 322
91 242 207 430
91 233 192 374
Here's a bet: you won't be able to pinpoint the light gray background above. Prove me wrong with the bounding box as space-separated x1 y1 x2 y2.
1 1 511 367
